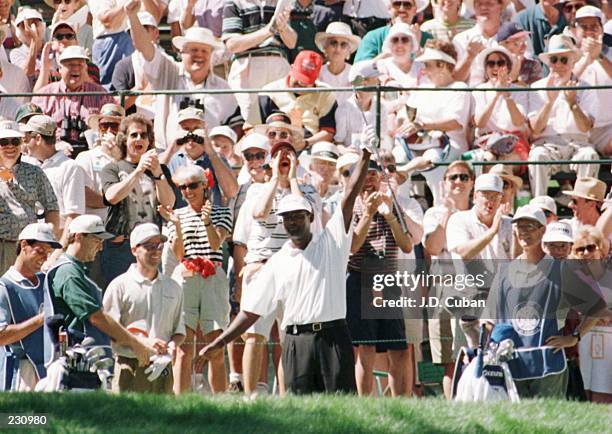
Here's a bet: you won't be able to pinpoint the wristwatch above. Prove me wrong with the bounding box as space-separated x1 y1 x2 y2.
571 329 581 342
570 103 579 112
153 173 164 181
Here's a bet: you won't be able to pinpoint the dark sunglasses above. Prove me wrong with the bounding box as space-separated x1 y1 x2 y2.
53 0 73 4
390 36 411 44
53 33 76 41
549 56 569 65
543 210 553 217
563 3 585 12
138 241 164 251
243 151 266 161
575 244 598 254
267 130 289 139
129 131 148 139
446 173 470 182
341 165 356 178
328 40 349 48
178 181 202 191
392 1 414 8
99 121 119 131
0 138 21 147
177 133 204 146
486 59 506 68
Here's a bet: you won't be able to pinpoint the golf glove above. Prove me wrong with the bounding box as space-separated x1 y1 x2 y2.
144 354 172 382
360 125 379 153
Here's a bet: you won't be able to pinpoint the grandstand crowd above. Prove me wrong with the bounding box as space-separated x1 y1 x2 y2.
0 0 610 402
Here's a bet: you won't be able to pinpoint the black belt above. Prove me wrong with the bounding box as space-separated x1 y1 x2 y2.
286 319 346 335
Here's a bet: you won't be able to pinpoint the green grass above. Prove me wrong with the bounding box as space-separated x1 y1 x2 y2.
1 393 609 434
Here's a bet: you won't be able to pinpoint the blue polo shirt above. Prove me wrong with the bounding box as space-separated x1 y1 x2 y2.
516 5 566 57
354 25 433 62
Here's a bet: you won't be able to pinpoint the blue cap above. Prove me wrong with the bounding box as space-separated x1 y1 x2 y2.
496 22 529 43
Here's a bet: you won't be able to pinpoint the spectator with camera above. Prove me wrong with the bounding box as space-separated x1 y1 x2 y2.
31 45 114 157
100 114 176 287
126 2 243 149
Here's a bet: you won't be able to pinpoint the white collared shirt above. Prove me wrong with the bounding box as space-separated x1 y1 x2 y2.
103 264 186 358
75 147 115 220
241 207 353 327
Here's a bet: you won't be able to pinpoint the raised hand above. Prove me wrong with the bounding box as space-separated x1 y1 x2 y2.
201 200 213 225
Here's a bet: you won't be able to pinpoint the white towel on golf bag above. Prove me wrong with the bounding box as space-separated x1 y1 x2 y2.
34 358 67 392
455 358 520 402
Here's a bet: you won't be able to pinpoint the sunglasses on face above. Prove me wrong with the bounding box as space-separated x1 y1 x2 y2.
138 241 164 251
328 39 349 48
575 244 598 254
392 1 414 8
486 59 506 68
178 181 201 191
129 131 148 139
53 0 73 4
54 33 76 41
243 151 266 161
0 138 21 147
543 210 553 217
267 130 290 140
177 133 205 146
446 173 470 182
515 222 542 231
563 3 585 12
390 36 411 44
549 56 569 65
99 121 119 132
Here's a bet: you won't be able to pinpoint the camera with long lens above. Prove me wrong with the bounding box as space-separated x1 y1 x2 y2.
179 97 205 112
176 132 205 146
60 115 88 158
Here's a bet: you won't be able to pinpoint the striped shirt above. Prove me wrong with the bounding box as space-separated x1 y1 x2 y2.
420 17 475 42
166 205 233 262
348 195 405 273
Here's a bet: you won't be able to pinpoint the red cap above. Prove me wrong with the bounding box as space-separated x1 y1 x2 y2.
290 51 323 85
270 141 296 157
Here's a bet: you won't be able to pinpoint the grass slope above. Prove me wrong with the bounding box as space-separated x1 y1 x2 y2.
0 393 609 434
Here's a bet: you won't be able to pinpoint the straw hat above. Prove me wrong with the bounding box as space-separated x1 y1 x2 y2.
561 177 606 202
315 22 361 53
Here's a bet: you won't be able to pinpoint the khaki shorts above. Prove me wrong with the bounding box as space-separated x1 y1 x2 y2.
428 309 465 365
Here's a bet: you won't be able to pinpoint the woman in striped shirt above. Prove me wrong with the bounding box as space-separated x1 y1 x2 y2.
159 164 232 395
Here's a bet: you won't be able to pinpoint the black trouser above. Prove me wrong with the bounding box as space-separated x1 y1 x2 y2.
283 321 356 394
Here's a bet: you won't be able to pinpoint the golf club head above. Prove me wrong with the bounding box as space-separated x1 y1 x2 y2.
88 354 105 372
85 346 107 360
92 358 114 372
80 337 96 347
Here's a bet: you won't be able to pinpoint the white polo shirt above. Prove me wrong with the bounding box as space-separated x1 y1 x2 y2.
88 0 129 38
579 56 612 128
528 77 596 142
143 49 242 148
342 0 391 19
452 25 498 85
75 147 115 220
23 151 87 227
473 82 529 135
446 207 513 260
318 63 352 107
241 207 353 328
103 264 186 359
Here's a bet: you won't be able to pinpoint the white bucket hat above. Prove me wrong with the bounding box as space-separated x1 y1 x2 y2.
415 47 456 65
173 26 224 51
384 22 418 53
538 34 579 65
315 22 361 53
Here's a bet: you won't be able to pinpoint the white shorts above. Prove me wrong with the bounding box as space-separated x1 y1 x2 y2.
241 263 283 338
579 326 612 394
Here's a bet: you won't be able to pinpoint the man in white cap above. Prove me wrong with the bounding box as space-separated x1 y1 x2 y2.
196 134 375 395
307 141 340 201
446 173 512 348
572 5 612 156
527 34 599 197
103 223 185 394
0 223 61 391
0 120 59 274
530 195 558 224
44 215 155 367
126 3 243 149
482 204 606 398
21 115 86 251
31 45 115 141
542 220 573 259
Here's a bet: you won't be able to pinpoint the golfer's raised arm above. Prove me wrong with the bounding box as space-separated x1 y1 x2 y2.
341 139 373 230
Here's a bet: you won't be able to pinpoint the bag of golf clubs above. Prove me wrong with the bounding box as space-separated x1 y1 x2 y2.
452 323 520 402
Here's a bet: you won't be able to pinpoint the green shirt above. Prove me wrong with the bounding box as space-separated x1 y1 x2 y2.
49 254 102 335
354 25 433 62
420 17 475 42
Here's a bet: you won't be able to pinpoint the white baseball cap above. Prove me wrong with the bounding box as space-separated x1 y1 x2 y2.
239 133 270 153
576 5 604 22
275 194 313 216
15 8 42 27
209 126 237 145
474 173 503 193
512 205 546 227
349 60 381 85
58 45 89 63
130 223 167 248
18 223 62 249
530 196 557 216
336 152 360 171
542 221 574 243
0 120 24 139
310 141 340 163
68 215 114 239
177 106 205 124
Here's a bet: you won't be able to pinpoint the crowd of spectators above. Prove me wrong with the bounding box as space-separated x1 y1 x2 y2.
0 0 610 402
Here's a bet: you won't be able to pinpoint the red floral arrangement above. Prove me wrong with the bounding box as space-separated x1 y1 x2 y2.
203 168 215 190
182 257 217 278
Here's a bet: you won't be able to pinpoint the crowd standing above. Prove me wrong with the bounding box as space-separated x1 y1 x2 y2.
0 0 610 402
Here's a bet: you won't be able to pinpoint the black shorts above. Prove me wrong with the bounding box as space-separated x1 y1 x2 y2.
346 270 408 352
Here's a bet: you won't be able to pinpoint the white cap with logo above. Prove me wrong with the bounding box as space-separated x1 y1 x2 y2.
130 223 167 248
543 221 574 243
18 223 62 249
68 215 115 239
